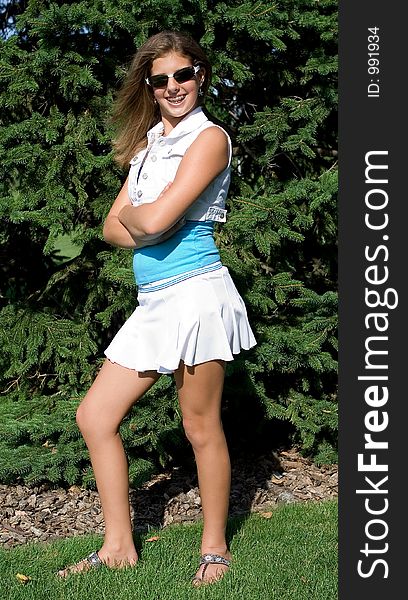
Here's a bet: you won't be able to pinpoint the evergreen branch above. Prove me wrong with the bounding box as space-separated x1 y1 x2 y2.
0 0 338 485
320 160 338 174
231 198 277 211
2 377 21 394
253 6 277 18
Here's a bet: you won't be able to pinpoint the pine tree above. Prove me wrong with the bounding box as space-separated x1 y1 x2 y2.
0 0 338 487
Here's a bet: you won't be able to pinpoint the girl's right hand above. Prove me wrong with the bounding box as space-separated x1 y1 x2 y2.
157 181 173 199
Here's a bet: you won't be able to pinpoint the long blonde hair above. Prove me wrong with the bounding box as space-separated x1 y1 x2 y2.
111 31 212 168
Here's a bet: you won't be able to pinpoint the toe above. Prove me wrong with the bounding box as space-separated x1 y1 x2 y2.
57 558 92 578
192 562 229 586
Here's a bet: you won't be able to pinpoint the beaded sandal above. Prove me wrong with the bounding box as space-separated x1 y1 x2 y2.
191 553 231 586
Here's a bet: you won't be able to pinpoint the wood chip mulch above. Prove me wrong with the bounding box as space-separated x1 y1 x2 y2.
0 448 338 549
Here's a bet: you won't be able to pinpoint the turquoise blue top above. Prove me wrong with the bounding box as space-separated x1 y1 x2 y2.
133 221 221 285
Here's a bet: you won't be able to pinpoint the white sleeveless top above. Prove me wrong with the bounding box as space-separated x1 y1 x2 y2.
127 106 232 223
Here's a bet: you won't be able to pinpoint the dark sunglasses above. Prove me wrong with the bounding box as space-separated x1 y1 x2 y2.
145 65 201 88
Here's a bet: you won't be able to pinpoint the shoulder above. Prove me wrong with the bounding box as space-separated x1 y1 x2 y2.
181 125 230 172
189 125 230 154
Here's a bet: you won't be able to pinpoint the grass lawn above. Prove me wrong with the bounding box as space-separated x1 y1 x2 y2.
0 499 337 600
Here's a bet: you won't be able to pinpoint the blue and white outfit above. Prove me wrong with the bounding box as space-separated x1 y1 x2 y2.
105 106 256 373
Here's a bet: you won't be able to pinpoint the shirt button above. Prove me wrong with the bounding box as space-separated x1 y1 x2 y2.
159 139 166 146
137 190 143 198
151 155 157 162
142 172 148 179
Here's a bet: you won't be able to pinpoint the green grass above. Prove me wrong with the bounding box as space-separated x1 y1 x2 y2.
0 499 337 600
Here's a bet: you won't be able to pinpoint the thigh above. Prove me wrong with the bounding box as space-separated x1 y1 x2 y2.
79 359 161 431
174 360 225 419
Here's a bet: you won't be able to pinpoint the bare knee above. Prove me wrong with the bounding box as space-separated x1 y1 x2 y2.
182 415 223 450
76 400 117 439
75 401 94 436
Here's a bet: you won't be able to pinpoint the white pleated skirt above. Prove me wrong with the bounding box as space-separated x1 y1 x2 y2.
104 266 256 374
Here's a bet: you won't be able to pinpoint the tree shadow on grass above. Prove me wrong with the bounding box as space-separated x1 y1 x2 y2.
129 439 290 560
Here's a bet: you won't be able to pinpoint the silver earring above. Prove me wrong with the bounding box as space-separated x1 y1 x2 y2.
198 85 204 97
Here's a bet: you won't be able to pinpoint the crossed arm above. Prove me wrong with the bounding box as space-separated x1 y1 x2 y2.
103 126 229 249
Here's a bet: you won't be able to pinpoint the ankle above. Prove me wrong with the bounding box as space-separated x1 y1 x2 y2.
99 539 137 559
200 544 230 557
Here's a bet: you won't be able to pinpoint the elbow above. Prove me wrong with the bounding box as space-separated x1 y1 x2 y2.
102 221 113 243
103 217 123 245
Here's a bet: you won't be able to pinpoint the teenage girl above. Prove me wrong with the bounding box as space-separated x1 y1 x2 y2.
58 30 256 586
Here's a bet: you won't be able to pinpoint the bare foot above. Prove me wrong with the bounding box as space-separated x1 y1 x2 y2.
192 551 232 586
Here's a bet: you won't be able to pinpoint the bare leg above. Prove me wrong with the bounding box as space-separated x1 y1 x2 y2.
58 359 160 576
174 360 232 584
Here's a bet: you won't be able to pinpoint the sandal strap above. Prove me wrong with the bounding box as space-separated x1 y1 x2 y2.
86 551 103 568
199 553 231 567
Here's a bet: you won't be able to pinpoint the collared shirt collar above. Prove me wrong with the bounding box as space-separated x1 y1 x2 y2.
147 106 208 144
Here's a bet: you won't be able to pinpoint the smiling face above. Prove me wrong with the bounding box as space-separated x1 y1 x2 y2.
149 52 204 134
